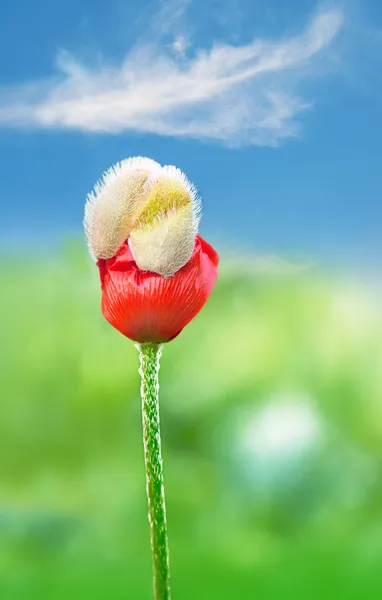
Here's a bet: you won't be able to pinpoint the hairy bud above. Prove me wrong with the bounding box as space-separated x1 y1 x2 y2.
85 159 201 278
129 166 200 277
84 156 160 260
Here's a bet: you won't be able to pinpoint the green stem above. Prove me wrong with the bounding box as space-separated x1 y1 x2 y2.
137 342 171 600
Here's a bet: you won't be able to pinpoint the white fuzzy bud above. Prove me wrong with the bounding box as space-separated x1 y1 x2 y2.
129 166 201 277
84 156 161 260
84 159 201 277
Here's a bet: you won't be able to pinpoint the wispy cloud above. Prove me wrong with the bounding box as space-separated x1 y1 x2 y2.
0 6 343 146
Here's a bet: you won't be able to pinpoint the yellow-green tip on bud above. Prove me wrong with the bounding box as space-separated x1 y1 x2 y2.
84 158 201 278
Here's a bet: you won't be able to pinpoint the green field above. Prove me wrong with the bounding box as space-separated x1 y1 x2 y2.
1 242 382 599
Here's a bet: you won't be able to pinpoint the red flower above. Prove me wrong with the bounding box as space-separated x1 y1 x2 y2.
97 235 219 343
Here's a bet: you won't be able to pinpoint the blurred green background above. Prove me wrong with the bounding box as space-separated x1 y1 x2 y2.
1 241 382 599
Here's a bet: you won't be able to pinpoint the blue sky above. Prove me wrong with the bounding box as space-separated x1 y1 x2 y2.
1 0 381 267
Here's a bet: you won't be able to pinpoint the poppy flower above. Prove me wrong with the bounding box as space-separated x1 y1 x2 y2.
84 156 219 343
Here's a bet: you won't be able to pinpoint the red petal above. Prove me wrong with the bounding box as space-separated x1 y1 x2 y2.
198 236 219 267
98 235 219 343
97 259 107 287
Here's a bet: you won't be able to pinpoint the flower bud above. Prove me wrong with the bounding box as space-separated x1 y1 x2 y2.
85 157 219 343
84 156 160 260
129 166 200 278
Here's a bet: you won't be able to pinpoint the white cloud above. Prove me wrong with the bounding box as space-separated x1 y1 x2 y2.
0 7 343 146
172 35 190 57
